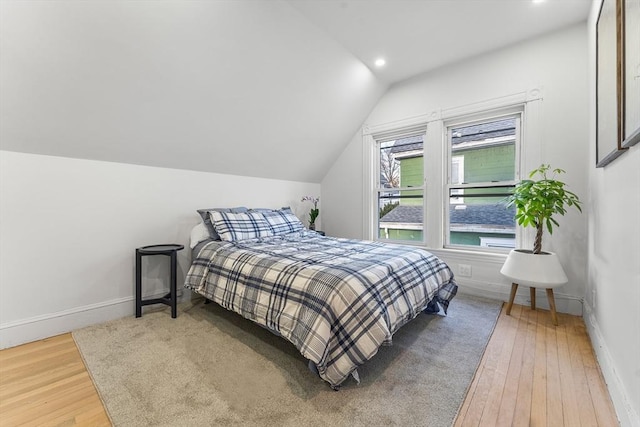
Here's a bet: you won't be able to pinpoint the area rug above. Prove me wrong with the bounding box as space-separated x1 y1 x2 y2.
73 293 501 427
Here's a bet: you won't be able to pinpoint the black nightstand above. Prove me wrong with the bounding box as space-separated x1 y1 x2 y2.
135 244 184 318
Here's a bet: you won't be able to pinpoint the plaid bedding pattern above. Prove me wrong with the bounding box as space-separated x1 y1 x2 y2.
209 211 274 241
261 208 305 235
185 231 458 388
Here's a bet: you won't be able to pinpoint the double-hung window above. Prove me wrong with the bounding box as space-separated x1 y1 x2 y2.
376 134 425 242
365 91 537 252
445 114 520 250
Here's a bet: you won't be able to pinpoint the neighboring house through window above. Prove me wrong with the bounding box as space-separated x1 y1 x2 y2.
377 135 425 242
363 89 542 253
450 155 464 204
445 116 519 249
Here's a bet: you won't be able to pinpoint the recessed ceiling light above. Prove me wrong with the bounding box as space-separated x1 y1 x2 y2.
375 58 386 67
532 0 545 3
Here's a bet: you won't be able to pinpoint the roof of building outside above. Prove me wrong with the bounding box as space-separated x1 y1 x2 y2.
388 118 515 154
389 135 423 154
451 118 515 145
379 203 516 226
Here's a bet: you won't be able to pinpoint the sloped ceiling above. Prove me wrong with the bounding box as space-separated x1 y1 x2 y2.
288 0 592 85
0 0 386 183
0 0 590 183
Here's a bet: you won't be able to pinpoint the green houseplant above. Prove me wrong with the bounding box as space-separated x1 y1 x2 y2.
501 164 583 325
505 164 582 254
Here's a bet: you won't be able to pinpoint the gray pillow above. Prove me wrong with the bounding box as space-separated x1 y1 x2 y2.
197 207 248 240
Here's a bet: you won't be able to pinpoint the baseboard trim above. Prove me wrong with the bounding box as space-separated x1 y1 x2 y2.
584 302 638 427
456 278 584 316
0 296 135 349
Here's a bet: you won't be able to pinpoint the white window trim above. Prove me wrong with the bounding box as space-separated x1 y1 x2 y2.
444 111 521 252
362 88 543 253
362 115 429 242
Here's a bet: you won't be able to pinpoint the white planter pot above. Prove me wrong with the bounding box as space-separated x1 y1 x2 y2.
500 249 568 288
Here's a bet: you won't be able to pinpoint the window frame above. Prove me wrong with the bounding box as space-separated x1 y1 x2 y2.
363 118 429 245
374 132 427 245
443 110 522 252
362 89 543 254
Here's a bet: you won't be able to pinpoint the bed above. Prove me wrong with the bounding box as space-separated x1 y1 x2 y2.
184 207 458 389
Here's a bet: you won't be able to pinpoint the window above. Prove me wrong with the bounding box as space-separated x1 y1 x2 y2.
445 115 519 249
377 134 425 242
364 90 539 252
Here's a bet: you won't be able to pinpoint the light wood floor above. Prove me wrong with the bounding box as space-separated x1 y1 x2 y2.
455 303 619 427
0 333 110 426
0 303 618 427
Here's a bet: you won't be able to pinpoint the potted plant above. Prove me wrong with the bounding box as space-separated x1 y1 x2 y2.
500 164 582 325
505 164 582 254
301 196 320 230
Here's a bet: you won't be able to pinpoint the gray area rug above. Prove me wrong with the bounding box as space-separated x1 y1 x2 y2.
73 293 501 427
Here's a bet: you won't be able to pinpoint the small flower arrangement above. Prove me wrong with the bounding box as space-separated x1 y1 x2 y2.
301 196 319 230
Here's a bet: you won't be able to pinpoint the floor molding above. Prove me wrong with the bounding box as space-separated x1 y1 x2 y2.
584 302 638 427
457 279 584 316
0 296 134 349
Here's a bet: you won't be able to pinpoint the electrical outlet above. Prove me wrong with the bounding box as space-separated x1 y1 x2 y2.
459 264 472 277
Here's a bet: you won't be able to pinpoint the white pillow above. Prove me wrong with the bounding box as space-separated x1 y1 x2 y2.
189 222 211 249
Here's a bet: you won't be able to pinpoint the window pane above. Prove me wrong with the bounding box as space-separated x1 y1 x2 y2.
378 193 424 242
380 135 423 188
448 192 515 248
451 118 516 184
378 135 424 242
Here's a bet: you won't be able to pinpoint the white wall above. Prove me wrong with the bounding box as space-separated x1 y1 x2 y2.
584 1 640 426
585 146 640 427
0 0 386 183
321 129 366 240
322 24 589 315
0 150 319 349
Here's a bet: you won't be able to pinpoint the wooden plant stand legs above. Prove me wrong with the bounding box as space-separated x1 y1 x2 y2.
530 287 536 311
505 282 559 326
506 283 518 315
546 288 559 326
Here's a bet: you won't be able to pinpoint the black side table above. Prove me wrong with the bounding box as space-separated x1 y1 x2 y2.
135 244 184 318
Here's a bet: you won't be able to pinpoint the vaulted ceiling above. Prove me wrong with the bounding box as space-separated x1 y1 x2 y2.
0 0 591 183
288 0 592 85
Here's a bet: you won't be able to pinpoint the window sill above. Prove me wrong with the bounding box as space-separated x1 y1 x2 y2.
372 238 510 264
423 247 509 265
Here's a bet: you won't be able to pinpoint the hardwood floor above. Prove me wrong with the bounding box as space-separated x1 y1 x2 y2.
0 334 110 426
0 303 618 427
455 303 619 427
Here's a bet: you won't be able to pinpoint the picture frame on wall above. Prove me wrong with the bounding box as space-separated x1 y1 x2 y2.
596 0 627 167
622 0 640 148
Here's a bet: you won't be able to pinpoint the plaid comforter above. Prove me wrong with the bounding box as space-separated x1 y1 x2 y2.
185 231 458 388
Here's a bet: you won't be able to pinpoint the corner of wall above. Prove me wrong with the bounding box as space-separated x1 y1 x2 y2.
583 302 639 427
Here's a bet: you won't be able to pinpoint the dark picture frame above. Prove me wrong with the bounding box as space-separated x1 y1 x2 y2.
622 0 640 148
596 0 627 167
